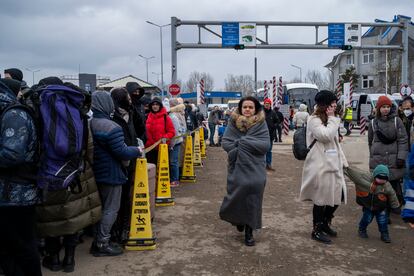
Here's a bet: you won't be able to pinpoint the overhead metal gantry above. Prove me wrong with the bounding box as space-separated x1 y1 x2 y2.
170 17 409 85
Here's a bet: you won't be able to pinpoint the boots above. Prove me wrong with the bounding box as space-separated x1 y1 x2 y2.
321 218 337 237
62 246 75 273
42 253 62 271
380 232 391 243
244 225 255 246
311 223 331 244
236 225 245 232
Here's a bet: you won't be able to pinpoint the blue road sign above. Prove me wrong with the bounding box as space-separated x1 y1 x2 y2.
222 22 239 47
328 23 345 48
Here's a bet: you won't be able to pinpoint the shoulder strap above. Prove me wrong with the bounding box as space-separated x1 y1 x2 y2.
309 139 317 149
371 119 376 131
164 114 167 133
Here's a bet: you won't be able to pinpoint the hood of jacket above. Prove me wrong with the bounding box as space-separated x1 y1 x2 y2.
0 80 17 112
91 91 114 119
148 106 168 119
170 103 185 113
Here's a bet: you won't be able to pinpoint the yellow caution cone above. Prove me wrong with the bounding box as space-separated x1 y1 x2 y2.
180 135 196 183
193 130 203 167
200 127 206 159
125 158 156 251
155 143 175 206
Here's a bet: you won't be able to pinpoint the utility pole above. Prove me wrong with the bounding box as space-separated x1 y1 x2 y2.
138 54 155 82
25 68 41 86
291 64 302 82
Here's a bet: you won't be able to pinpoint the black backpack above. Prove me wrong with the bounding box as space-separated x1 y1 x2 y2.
292 126 317 160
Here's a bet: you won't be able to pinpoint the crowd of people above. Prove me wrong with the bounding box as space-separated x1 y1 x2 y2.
1 68 414 274
0 68 206 275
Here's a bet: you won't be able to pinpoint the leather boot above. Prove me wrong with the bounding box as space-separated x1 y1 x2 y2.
244 225 255 246
62 245 75 273
236 225 245 232
42 253 62 271
311 223 331 244
321 218 337 237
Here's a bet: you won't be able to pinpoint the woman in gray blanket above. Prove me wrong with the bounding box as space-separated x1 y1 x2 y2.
219 96 270 246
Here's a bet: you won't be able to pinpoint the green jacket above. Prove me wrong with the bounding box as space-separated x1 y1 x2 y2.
36 136 102 237
344 166 399 211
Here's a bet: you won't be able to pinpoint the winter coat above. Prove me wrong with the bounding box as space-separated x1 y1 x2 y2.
36 133 102 237
399 112 414 150
208 110 221 125
184 105 198 131
293 111 309 128
145 107 176 147
169 103 187 146
300 115 348 206
0 81 40 207
274 110 284 125
264 108 279 141
403 143 414 223
90 92 141 185
344 166 399 212
219 109 270 230
368 114 408 181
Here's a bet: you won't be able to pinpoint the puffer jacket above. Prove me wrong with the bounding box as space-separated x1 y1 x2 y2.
145 107 176 147
90 92 141 185
36 132 102 237
368 113 408 181
0 80 40 207
345 166 399 212
169 103 187 146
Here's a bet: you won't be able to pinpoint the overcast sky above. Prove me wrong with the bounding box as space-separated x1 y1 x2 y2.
1 0 413 90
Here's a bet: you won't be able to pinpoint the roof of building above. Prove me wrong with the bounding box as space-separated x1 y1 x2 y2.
97 75 160 92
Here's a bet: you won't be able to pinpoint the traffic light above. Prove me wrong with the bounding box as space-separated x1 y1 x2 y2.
234 44 245 50
341 45 353 50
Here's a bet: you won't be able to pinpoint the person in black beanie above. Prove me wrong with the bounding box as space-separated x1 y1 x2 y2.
125 82 146 143
110 87 138 244
4 68 23 82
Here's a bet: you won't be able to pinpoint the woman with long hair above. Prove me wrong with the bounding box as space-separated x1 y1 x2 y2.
300 90 348 244
219 96 270 246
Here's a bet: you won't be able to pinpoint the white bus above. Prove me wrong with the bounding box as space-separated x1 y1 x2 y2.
284 83 319 112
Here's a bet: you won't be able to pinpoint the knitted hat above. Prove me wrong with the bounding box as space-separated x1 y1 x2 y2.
373 164 389 180
4 68 23 81
376 96 392 109
264 98 272 105
315 90 337 106
299 104 307 111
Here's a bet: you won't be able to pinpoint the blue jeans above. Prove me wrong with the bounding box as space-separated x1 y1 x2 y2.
266 140 273 166
359 207 388 233
169 143 181 182
209 123 216 145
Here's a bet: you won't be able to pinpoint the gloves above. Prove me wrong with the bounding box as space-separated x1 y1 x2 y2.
396 159 405 169
391 207 401 215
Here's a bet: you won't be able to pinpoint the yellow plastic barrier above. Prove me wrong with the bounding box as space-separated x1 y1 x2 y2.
193 130 203 167
155 143 174 206
125 158 156 251
180 135 196 183
200 127 206 159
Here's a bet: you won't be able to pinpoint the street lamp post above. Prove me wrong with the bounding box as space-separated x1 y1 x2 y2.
138 54 155 82
25 68 41 86
290 64 302 82
152 72 161 88
146 20 171 99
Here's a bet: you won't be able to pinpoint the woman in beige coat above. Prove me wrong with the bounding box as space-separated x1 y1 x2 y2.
300 90 348 244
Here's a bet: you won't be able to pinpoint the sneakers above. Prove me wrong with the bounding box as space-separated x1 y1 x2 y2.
380 232 391 243
90 241 123 257
266 165 275 171
358 229 368 239
170 181 180 188
322 220 337 237
311 223 331 244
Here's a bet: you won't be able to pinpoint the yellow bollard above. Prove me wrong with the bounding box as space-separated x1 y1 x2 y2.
125 158 156 251
193 130 203 167
200 127 206 159
180 135 196 183
155 143 175 206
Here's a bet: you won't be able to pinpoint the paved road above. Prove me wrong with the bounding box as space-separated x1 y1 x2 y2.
43 133 414 276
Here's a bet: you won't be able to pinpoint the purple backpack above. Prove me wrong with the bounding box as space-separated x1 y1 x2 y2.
37 85 86 191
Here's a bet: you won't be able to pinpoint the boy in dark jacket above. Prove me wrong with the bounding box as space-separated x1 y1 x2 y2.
90 91 142 256
345 165 400 243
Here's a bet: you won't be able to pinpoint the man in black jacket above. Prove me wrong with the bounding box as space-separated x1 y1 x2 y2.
125 82 146 143
273 106 284 143
399 96 414 151
264 98 278 171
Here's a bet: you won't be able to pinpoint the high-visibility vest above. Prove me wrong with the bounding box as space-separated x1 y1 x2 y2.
345 107 353 121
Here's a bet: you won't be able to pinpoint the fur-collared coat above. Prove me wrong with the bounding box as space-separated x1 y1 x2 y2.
300 115 348 206
219 109 270 230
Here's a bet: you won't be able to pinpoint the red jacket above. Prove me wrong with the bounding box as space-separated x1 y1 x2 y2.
145 107 176 147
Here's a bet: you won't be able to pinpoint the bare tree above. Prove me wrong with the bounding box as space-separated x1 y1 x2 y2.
306 70 330 90
184 71 214 93
225 74 255 96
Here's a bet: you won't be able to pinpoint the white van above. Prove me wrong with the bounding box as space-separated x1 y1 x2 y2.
350 93 397 122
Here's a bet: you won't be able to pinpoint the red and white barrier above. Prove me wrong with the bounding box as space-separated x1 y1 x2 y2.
283 117 289 136
360 117 367 135
350 75 354 104
264 80 268 100
272 76 277 108
200 79 205 104
278 76 283 106
336 78 342 100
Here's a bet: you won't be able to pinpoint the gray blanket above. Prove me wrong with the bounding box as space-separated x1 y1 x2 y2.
219 116 270 230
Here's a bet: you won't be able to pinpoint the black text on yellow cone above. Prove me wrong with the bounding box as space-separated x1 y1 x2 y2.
125 158 156 250
193 130 203 167
155 143 175 206
181 135 196 183
200 127 206 158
